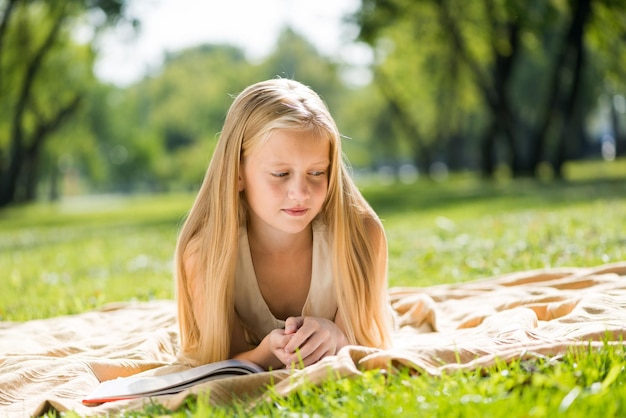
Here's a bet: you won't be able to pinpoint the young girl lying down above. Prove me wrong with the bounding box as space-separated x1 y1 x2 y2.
175 78 393 370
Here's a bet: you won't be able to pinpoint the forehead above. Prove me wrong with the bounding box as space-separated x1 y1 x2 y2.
248 129 331 162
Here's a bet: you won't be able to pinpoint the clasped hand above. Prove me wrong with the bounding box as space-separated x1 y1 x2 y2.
268 316 346 368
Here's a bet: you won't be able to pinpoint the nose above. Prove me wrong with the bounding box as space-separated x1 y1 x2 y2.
288 174 310 202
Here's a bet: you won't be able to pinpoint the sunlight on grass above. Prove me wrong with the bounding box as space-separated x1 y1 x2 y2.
141 342 626 417
0 193 194 320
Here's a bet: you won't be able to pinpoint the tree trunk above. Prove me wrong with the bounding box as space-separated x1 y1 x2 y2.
0 129 23 206
23 151 39 201
49 161 60 201
553 0 591 178
530 0 591 176
0 2 66 207
26 95 82 201
480 119 498 177
438 0 523 178
0 0 19 90
375 70 433 169
610 95 626 158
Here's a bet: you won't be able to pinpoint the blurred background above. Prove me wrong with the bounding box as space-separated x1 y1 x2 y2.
1 0 625 207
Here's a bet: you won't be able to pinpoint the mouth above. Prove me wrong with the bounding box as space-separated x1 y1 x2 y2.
283 208 309 216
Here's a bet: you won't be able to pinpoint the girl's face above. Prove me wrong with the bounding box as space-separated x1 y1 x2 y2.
240 128 330 237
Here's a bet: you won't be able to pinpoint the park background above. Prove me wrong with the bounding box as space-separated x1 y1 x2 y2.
1 0 625 205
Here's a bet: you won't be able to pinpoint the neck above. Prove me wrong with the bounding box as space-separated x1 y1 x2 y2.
247 223 313 257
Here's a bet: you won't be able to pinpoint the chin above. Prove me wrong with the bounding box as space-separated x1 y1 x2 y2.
280 219 314 234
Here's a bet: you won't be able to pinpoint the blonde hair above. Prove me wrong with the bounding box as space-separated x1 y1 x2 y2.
175 78 392 365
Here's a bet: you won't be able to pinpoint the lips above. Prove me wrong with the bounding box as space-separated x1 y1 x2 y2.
283 208 308 216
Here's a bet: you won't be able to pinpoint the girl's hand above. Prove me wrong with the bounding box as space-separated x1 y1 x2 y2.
265 328 295 366
281 316 349 367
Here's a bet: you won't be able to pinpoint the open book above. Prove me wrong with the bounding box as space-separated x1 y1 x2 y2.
82 359 264 405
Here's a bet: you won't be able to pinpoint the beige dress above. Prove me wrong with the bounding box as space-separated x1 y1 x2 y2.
234 219 338 345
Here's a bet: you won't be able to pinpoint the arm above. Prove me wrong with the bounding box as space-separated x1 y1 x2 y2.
185 246 295 370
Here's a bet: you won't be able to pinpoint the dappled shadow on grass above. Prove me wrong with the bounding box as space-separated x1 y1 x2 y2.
0 217 182 252
0 194 192 251
362 176 626 218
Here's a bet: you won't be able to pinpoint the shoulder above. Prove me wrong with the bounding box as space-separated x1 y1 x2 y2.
363 215 386 249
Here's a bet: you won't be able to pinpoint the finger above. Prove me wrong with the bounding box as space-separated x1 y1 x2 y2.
268 332 294 365
284 324 315 353
268 329 291 351
284 316 304 334
287 343 332 367
289 333 320 361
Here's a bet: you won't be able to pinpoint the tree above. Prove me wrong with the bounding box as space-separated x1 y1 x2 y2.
354 0 626 178
585 0 626 158
356 0 487 174
0 0 133 207
93 44 260 191
258 27 345 112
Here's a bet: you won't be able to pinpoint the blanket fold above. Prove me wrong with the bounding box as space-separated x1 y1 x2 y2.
2 262 625 417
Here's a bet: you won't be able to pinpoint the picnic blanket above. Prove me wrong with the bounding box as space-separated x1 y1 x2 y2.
2 262 626 417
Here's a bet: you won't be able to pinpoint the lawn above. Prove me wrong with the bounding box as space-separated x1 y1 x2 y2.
1 158 625 416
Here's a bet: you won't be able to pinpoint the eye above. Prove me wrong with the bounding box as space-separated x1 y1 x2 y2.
271 172 289 178
310 171 326 177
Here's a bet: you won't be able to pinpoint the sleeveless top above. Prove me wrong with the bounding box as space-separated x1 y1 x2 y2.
234 219 338 345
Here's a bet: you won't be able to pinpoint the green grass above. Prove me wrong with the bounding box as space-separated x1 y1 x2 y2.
0 193 192 320
2 157 626 416
143 342 625 418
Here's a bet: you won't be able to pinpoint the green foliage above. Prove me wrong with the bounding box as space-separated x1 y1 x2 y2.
3 0 626 204
258 27 344 109
80 30 360 192
0 0 135 206
86 45 259 192
355 0 626 176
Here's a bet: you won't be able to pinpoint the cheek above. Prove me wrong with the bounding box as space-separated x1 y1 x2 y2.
311 181 328 199
249 180 284 199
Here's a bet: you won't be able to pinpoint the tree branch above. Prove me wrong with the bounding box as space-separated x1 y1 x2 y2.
530 0 591 170
0 0 19 91
0 0 18 53
1 1 68 205
28 95 82 156
437 0 497 108
374 68 432 166
12 2 67 146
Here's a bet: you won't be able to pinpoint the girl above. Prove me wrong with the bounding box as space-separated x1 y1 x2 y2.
175 78 393 371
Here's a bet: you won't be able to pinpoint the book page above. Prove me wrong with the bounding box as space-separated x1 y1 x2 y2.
83 359 263 403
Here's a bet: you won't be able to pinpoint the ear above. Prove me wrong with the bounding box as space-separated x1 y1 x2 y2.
238 174 244 192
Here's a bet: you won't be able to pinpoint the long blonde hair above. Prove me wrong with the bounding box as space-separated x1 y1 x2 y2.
175 78 392 365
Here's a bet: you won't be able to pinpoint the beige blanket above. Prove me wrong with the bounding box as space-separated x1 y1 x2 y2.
2 262 626 417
